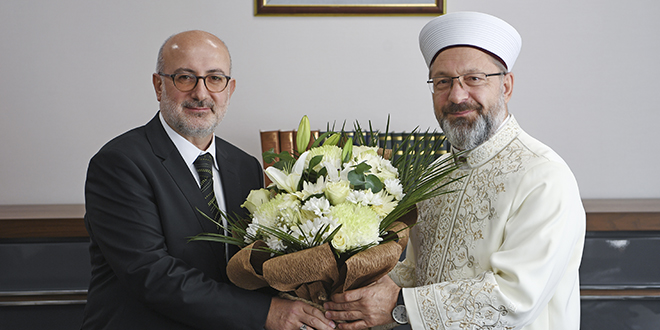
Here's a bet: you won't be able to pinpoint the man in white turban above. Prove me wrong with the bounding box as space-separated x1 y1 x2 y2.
325 12 585 330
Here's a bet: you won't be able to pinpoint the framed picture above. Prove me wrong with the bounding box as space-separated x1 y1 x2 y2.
255 0 444 16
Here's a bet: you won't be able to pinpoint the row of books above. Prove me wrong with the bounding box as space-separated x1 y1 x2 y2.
259 129 451 184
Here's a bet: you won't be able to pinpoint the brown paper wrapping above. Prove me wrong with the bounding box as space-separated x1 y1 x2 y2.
226 209 416 305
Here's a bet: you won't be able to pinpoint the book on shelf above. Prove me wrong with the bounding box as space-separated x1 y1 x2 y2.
259 129 449 184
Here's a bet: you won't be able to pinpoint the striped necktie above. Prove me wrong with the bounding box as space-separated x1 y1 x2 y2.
193 153 221 222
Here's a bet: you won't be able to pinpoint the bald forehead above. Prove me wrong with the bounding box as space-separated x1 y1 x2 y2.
158 30 231 74
164 30 227 53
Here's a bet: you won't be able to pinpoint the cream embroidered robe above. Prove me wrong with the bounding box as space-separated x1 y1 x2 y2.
390 116 585 330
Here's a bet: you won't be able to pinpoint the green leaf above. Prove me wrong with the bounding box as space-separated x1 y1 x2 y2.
309 155 323 170
353 162 371 174
262 148 279 164
364 174 383 193
347 170 366 190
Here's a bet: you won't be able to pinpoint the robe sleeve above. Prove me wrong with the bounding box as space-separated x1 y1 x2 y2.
390 235 417 288
401 161 585 329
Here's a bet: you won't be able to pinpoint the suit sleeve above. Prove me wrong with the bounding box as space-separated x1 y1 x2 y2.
85 147 271 330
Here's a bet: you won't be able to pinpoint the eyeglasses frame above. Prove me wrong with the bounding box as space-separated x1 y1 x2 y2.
427 72 505 94
157 72 232 93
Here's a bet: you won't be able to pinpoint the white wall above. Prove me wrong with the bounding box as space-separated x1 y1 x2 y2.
1 0 658 204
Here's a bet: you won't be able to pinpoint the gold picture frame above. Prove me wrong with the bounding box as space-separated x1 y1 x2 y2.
255 0 444 16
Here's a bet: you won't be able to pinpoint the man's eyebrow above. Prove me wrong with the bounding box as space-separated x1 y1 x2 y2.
171 68 228 75
172 68 195 74
206 69 229 75
429 68 484 78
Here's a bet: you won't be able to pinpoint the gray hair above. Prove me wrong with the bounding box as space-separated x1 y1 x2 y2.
155 33 175 74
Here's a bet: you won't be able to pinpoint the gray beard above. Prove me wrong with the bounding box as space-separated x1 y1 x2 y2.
160 90 219 139
440 94 507 151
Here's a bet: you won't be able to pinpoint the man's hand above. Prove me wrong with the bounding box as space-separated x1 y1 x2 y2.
265 297 336 330
323 275 400 330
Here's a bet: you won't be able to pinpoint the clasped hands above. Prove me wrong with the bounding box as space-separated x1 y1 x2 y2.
265 275 400 330
324 275 401 330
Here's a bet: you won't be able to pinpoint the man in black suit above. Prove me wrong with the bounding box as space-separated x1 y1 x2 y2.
81 30 335 330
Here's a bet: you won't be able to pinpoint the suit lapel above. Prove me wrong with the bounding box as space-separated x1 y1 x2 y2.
145 115 223 237
215 139 240 216
215 138 244 258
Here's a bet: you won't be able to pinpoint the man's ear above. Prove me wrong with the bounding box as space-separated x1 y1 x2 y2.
503 72 514 103
227 78 236 99
153 73 163 102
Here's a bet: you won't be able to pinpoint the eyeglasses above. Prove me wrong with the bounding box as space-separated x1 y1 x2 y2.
158 72 231 93
427 72 505 94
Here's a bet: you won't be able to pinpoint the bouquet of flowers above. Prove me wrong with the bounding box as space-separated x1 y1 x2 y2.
190 115 462 306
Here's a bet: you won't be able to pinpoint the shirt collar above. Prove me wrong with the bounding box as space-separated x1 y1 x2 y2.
159 112 218 170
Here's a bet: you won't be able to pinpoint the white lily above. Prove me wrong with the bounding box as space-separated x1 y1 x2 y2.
265 151 310 193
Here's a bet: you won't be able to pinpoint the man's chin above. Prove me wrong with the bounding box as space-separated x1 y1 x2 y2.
444 116 474 131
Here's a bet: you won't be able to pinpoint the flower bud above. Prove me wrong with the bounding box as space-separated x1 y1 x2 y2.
342 138 353 163
296 115 311 154
324 133 341 146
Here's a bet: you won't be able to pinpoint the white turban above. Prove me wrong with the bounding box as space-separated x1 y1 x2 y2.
419 12 522 70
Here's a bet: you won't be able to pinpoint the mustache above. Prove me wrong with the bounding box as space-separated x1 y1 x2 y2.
182 99 215 109
443 102 482 114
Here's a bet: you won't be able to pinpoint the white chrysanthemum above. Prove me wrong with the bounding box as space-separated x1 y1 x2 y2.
252 193 300 230
329 203 382 253
292 216 339 244
302 196 331 217
346 189 365 205
278 193 301 209
352 147 381 172
376 159 399 181
265 236 287 252
370 190 398 217
346 189 380 206
306 145 342 172
384 178 405 201
352 146 379 158
277 207 303 228
300 176 326 200
245 223 259 244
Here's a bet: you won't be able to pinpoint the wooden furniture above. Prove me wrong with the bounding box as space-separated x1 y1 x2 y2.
0 204 88 329
580 199 660 329
0 204 86 239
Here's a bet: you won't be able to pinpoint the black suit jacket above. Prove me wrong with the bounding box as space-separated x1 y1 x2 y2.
81 114 270 330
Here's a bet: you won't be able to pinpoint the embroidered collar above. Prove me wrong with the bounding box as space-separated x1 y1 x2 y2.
451 115 522 168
